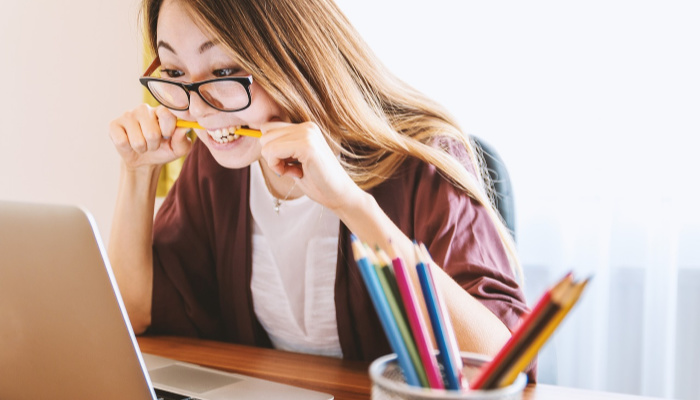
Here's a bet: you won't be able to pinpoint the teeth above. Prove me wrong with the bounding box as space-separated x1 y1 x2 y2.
207 125 242 144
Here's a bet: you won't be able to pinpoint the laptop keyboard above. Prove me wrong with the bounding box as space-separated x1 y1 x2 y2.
154 388 198 400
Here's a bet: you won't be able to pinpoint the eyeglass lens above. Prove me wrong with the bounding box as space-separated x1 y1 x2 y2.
146 80 250 111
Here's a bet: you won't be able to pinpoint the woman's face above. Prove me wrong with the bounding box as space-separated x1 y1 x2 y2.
156 0 287 169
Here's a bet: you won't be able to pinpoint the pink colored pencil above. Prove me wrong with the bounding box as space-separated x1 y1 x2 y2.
391 253 445 389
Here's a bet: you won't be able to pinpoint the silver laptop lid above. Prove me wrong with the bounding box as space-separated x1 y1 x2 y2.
0 201 156 400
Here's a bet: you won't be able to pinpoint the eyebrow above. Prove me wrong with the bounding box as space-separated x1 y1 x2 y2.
156 40 217 55
156 40 176 54
198 41 216 53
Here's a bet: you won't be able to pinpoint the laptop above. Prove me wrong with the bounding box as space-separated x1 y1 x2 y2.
0 201 334 400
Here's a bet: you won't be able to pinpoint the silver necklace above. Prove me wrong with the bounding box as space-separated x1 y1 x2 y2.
262 172 298 214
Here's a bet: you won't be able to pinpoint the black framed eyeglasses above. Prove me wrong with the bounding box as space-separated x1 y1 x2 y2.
139 57 253 112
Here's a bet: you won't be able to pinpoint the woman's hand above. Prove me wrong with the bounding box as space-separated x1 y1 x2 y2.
258 121 362 212
109 104 192 170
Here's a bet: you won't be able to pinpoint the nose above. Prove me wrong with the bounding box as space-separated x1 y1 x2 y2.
187 90 213 119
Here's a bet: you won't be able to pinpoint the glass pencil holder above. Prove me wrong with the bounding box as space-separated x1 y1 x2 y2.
369 352 527 400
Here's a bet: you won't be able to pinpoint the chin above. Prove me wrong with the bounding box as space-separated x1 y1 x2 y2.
198 133 259 169
211 156 254 170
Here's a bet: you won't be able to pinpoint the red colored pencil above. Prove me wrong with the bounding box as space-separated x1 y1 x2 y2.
470 273 573 389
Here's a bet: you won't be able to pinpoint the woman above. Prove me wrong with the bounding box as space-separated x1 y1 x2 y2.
108 0 530 366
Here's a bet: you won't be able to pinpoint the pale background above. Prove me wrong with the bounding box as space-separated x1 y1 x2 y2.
0 1 140 237
1 1 698 399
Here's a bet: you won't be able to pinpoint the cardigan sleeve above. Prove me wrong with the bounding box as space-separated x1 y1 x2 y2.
370 140 529 333
387 136 528 333
361 145 535 378
412 160 529 333
410 149 536 381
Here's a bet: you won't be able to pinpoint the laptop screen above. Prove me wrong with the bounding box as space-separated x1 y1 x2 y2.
0 201 334 400
0 201 157 400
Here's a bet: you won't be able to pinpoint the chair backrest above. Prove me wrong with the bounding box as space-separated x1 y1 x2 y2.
471 136 516 241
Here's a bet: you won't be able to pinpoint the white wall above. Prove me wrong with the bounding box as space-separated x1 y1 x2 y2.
0 0 142 240
331 1 700 398
333 0 700 224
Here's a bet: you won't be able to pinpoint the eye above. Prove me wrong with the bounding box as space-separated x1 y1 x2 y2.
161 68 184 79
213 68 242 77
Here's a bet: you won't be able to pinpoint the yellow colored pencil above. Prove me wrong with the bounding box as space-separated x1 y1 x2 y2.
175 120 262 138
496 277 590 387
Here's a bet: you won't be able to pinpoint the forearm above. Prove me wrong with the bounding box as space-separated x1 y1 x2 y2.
333 190 416 264
334 190 511 356
108 163 162 333
432 267 512 356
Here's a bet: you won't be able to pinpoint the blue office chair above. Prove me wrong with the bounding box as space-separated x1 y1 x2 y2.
471 136 516 241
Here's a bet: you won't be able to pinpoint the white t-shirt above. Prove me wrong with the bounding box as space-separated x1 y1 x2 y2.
249 161 342 357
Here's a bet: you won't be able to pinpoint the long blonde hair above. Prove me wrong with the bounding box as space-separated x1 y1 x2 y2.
143 0 522 280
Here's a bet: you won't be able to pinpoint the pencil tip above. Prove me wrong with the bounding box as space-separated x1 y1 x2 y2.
580 275 593 288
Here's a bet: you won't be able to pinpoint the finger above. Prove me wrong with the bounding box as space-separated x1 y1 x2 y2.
265 157 286 177
264 156 303 179
108 119 136 157
121 114 148 154
170 127 194 158
259 121 292 144
261 121 292 132
282 163 304 179
137 109 164 152
261 143 296 172
155 106 177 140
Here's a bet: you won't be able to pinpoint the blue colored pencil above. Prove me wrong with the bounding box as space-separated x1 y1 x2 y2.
415 242 464 390
350 235 421 387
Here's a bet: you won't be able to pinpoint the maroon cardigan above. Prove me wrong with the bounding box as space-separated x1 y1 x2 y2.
148 140 531 373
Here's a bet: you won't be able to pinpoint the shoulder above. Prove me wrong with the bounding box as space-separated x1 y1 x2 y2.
376 136 477 194
368 139 482 235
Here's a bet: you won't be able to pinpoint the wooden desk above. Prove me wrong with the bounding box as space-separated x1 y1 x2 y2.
137 336 661 400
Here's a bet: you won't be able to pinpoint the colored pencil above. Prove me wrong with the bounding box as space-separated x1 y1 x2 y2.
496 277 590 387
369 248 429 388
350 236 421 387
176 119 262 138
470 273 589 390
374 248 409 323
469 273 572 389
387 244 445 389
415 243 464 390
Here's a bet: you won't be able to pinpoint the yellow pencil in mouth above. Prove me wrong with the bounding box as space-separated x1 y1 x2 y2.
176 120 262 138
